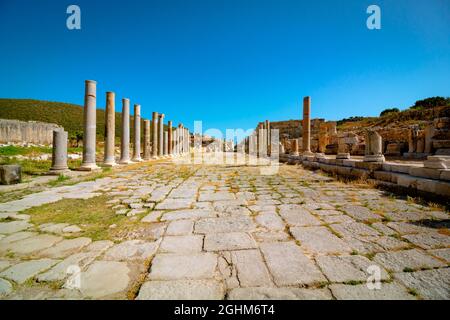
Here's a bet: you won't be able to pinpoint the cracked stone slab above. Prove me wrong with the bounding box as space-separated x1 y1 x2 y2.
230 249 273 287
166 220 194 236
37 237 92 259
195 216 255 234
37 251 102 282
278 204 322 226
252 231 290 242
373 249 445 272
330 222 380 238
104 240 160 261
228 287 333 300
141 210 163 223
0 221 33 234
329 283 415 300
161 209 216 221
78 261 131 299
137 280 225 300
159 235 203 253
0 278 13 297
0 259 59 284
341 205 382 222
155 198 194 210
402 233 450 250
427 248 450 263
290 226 352 255
395 268 450 300
198 192 236 202
149 253 217 280
260 241 326 286
0 231 37 245
386 222 434 235
317 255 389 283
255 212 285 231
204 232 257 251
0 234 63 256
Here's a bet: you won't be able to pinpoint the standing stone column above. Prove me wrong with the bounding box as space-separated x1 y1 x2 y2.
132 104 142 162
164 131 168 156
265 120 271 157
119 98 131 164
152 112 158 158
49 129 69 174
257 123 264 157
364 130 385 162
178 124 183 154
103 92 116 166
173 129 178 155
79 80 99 171
143 120 151 160
185 128 189 153
168 121 173 156
158 114 165 157
302 96 313 155
291 139 299 156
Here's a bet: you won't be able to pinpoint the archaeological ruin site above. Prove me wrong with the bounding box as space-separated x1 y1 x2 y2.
0 79 448 301
0 1 449 308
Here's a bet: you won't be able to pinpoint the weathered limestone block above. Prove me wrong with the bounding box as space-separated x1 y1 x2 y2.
424 155 450 169
0 165 21 185
409 167 442 180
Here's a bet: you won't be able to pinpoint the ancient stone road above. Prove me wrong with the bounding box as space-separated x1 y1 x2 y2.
0 158 449 299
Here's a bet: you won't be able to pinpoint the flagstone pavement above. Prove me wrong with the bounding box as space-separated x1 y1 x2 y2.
0 158 448 300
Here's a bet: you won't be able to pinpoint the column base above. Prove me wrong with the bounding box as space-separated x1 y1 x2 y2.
336 153 351 159
302 151 314 156
363 154 385 163
102 162 117 167
48 168 71 176
118 159 132 165
76 163 101 171
131 157 143 162
315 153 326 160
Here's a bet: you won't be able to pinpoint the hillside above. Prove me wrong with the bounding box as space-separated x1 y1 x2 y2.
0 99 130 140
337 97 450 133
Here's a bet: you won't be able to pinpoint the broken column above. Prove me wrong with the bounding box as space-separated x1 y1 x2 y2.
364 130 385 162
291 139 299 156
302 96 313 155
79 80 99 171
103 92 116 166
49 129 69 174
132 104 142 162
119 98 131 164
158 114 165 157
168 121 173 156
143 119 151 160
152 112 158 158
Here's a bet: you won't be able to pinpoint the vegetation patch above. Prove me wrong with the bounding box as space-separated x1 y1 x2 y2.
24 195 147 241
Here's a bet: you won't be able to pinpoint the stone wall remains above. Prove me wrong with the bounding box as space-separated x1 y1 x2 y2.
0 119 62 145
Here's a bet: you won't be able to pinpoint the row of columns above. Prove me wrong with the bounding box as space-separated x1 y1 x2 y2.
49 80 191 173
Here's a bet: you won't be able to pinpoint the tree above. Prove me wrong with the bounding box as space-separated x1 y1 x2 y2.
410 97 450 110
380 108 400 117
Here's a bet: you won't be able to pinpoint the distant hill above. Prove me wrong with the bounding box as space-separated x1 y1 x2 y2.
0 98 149 140
337 97 450 132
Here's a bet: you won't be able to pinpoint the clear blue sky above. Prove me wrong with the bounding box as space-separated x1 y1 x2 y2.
1 0 449 134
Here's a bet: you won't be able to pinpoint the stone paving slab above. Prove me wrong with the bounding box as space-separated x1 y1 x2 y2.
161 209 216 221
228 287 333 300
159 235 203 253
104 240 160 262
165 220 194 236
329 283 415 300
0 221 33 235
204 232 257 251
0 259 59 284
260 242 326 286
373 249 445 272
149 253 217 280
0 234 63 256
230 249 273 287
137 280 225 300
290 226 352 255
37 237 92 259
195 216 255 234
395 268 450 300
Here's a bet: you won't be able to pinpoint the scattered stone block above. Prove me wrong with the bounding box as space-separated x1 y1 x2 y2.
0 165 21 185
